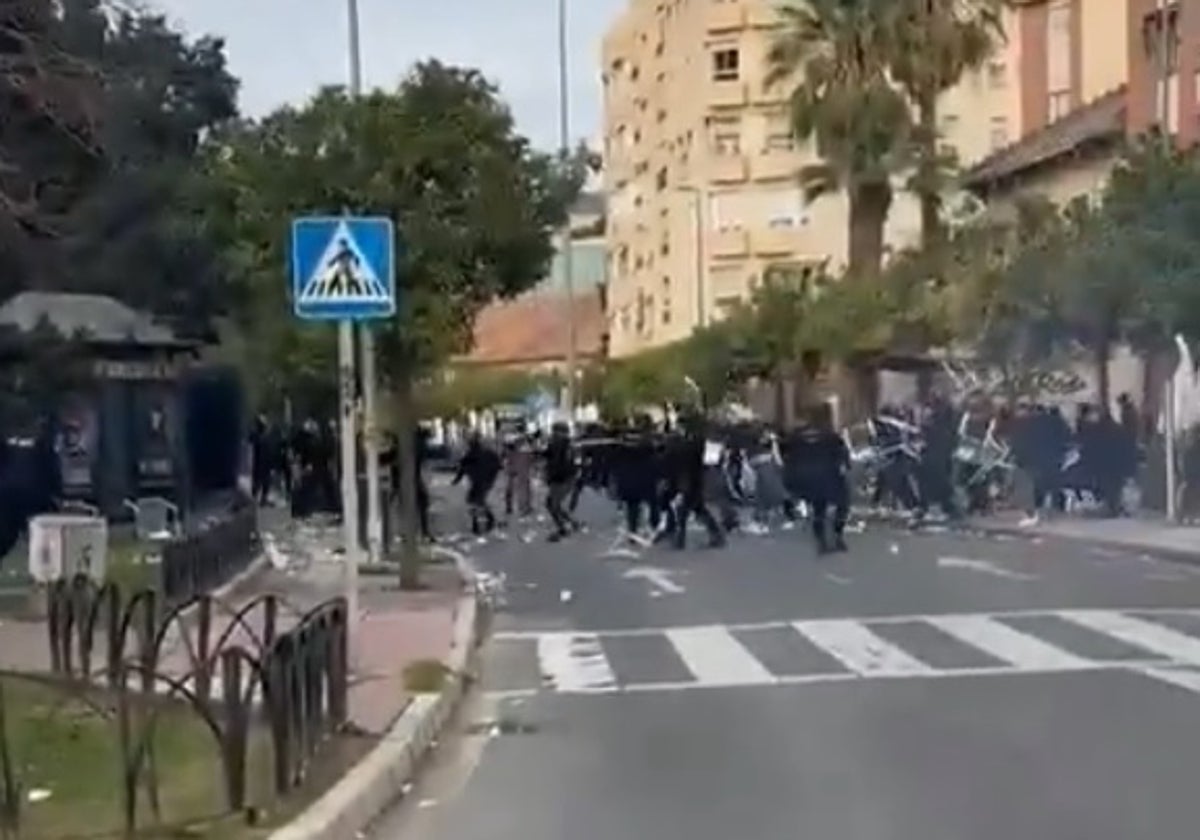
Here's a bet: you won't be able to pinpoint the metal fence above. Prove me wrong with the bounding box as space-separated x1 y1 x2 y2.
159 504 260 605
28 576 349 836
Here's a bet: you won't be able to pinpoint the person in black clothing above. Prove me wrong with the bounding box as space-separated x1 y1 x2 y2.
670 413 725 550
915 395 960 522
453 434 501 535
789 404 850 553
613 417 660 541
543 422 579 541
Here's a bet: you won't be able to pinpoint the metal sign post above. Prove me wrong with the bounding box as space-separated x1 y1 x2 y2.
291 216 397 649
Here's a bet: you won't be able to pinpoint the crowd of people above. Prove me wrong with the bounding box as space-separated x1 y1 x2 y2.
248 387 1153 560
450 404 854 555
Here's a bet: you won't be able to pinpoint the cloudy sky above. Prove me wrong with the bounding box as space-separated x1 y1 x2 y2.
151 0 626 151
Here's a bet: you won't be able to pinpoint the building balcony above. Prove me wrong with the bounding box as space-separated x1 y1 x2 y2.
752 225 803 257
749 151 798 181
706 0 746 33
749 79 789 107
709 154 749 184
708 228 750 258
709 80 748 109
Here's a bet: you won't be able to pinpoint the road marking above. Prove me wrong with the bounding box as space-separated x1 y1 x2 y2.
665 626 774 686
486 659 1176 699
1061 611 1200 664
492 607 1200 640
622 566 686 595
926 614 1089 670
536 633 616 693
937 556 1038 581
791 619 933 676
1139 666 1200 695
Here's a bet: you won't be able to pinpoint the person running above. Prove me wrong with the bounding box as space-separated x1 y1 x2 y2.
791 404 851 554
543 422 579 542
453 433 501 536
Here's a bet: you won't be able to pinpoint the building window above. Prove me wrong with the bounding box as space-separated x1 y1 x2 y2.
761 186 804 228
712 48 740 82
1046 0 1073 99
714 294 742 316
989 115 1009 150
711 118 742 155
656 167 669 191
1048 90 1071 122
1143 7 1181 74
765 131 794 152
987 61 1006 89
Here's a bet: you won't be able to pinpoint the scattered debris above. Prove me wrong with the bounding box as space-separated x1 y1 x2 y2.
27 788 51 804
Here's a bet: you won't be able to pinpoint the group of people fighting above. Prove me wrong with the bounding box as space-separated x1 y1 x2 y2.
250 386 1150 559
451 403 854 555
862 392 1144 522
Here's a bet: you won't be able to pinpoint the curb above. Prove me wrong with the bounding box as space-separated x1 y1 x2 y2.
966 520 1200 567
267 550 484 840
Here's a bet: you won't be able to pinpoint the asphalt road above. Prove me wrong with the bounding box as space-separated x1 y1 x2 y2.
372 490 1200 840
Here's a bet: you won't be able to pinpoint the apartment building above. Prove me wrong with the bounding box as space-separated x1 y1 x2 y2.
601 0 1016 357
1127 0 1200 143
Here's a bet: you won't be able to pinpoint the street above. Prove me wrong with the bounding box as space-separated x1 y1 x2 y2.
372 494 1200 840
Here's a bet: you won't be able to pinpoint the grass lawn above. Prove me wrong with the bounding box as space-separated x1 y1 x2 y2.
0 673 276 838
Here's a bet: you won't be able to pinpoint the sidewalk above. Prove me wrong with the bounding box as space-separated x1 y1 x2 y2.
972 511 1200 563
0 516 463 735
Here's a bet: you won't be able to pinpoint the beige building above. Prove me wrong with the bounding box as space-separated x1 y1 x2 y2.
600 0 1134 358
601 0 1021 357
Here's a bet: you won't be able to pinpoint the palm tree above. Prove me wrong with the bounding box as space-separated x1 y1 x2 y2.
886 0 1008 250
767 0 912 281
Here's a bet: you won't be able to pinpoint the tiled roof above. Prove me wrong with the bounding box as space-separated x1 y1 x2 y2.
459 289 606 366
962 85 1127 190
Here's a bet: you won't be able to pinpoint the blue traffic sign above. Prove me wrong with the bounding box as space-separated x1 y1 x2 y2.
291 216 396 320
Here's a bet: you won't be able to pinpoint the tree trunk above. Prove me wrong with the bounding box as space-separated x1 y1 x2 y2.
847 179 893 280
1094 339 1112 417
916 85 943 253
394 365 422 590
772 372 788 427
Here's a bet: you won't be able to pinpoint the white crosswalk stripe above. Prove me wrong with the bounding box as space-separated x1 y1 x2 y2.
791 619 934 677
925 614 1091 671
1059 610 1200 665
536 632 617 693
491 609 1200 697
665 626 775 686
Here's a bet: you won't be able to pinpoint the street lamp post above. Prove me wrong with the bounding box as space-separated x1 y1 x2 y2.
558 0 578 418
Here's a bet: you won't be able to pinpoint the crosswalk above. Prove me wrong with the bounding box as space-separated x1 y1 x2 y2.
486 608 1200 697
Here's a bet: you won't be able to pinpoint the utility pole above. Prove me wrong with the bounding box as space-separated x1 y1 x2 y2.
350 0 385 569
558 0 578 419
340 0 365 639
1157 0 1179 522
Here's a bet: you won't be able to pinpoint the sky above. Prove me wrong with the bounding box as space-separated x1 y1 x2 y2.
150 0 626 152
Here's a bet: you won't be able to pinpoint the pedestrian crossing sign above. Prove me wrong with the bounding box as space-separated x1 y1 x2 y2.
291 216 397 320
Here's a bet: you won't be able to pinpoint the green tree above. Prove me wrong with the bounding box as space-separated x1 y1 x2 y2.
887 0 1007 249
0 0 103 293
767 0 911 279
54 1 239 334
210 62 576 585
